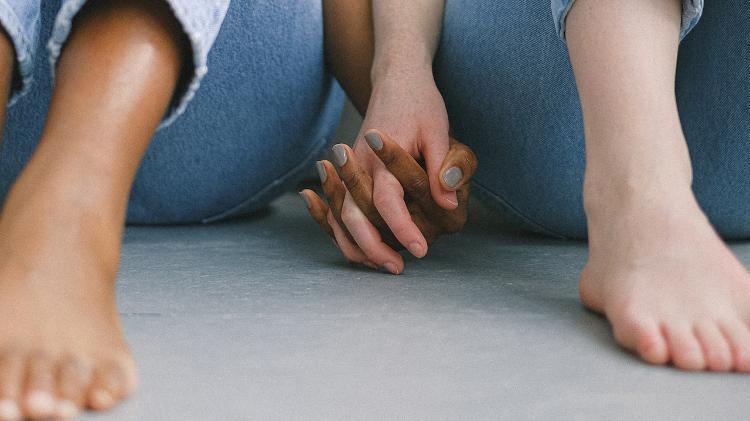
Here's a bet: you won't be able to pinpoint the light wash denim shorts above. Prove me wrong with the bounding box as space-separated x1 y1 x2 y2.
0 0 229 128
551 0 704 42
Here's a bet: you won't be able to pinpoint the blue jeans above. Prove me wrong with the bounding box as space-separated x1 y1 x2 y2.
0 0 344 223
434 0 750 239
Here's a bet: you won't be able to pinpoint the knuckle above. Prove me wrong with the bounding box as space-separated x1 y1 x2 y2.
379 151 399 168
408 174 429 191
372 191 392 211
341 171 361 191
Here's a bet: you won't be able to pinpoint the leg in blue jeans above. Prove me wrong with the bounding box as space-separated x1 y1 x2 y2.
435 0 586 238
435 0 750 240
1 0 343 223
436 0 750 373
0 1 342 418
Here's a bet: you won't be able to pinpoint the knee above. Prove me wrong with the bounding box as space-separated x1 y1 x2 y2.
68 0 188 70
473 150 588 239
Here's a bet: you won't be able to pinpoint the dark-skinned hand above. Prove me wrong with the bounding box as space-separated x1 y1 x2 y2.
300 129 478 274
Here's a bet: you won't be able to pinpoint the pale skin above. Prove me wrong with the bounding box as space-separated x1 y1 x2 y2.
317 0 465 275
0 0 185 418
567 0 750 372
318 0 750 372
313 0 477 264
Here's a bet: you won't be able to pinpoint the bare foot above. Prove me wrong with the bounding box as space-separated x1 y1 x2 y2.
0 178 137 419
580 180 750 372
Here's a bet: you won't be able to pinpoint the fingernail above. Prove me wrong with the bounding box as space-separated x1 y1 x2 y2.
91 390 113 408
384 262 399 275
316 161 327 184
0 399 21 420
365 132 383 151
408 242 426 258
332 144 348 167
298 191 311 209
25 391 56 413
442 167 463 188
56 400 79 419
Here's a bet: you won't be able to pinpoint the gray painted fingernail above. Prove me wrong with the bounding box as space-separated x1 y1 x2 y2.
332 144 347 167
442 167 463 188
316 161 327 184
299 191 311 209
365 132 383 151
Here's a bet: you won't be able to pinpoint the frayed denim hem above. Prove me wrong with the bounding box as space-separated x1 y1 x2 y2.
0 0 38 106
46 0 229 129
551 0 704 43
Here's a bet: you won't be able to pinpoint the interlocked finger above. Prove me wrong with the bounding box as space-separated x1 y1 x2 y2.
317 160 355 243
364 129 436 212
440 138 478 191
299 189 334 238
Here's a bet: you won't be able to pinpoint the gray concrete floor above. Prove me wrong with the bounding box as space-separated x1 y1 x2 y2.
96 191 750 421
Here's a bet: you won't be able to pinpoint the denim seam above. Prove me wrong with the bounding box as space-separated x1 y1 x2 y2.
46 0 226 129
472 179 568 239
201 134 330 224
0 1 34 106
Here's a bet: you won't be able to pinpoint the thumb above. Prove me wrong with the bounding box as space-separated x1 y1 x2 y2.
438 138 478 191
421 129 457 210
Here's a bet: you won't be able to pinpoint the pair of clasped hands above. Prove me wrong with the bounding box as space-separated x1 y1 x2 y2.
300 75 478 274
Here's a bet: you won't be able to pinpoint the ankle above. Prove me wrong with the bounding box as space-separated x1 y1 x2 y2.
583 169 696 224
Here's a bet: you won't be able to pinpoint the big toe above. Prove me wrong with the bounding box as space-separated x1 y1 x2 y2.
634 322 669 365
87 356 137 411
610 313 669 365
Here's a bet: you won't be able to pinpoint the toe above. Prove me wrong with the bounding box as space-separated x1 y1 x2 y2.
633 321 669 365
719 320 750 372
21 353 59 419
86 358 133 411
55 355 93 418
665 323 705 371
693 320 732 371
610 312 669 365
0 350 23 420
694 321 732 372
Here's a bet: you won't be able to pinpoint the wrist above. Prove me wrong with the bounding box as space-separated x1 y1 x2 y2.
371 47 433 86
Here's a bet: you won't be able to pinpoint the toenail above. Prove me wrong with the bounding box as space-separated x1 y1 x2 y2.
25 391 56 413
56 400 79 419
0 399 21 420
92 390 113 408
